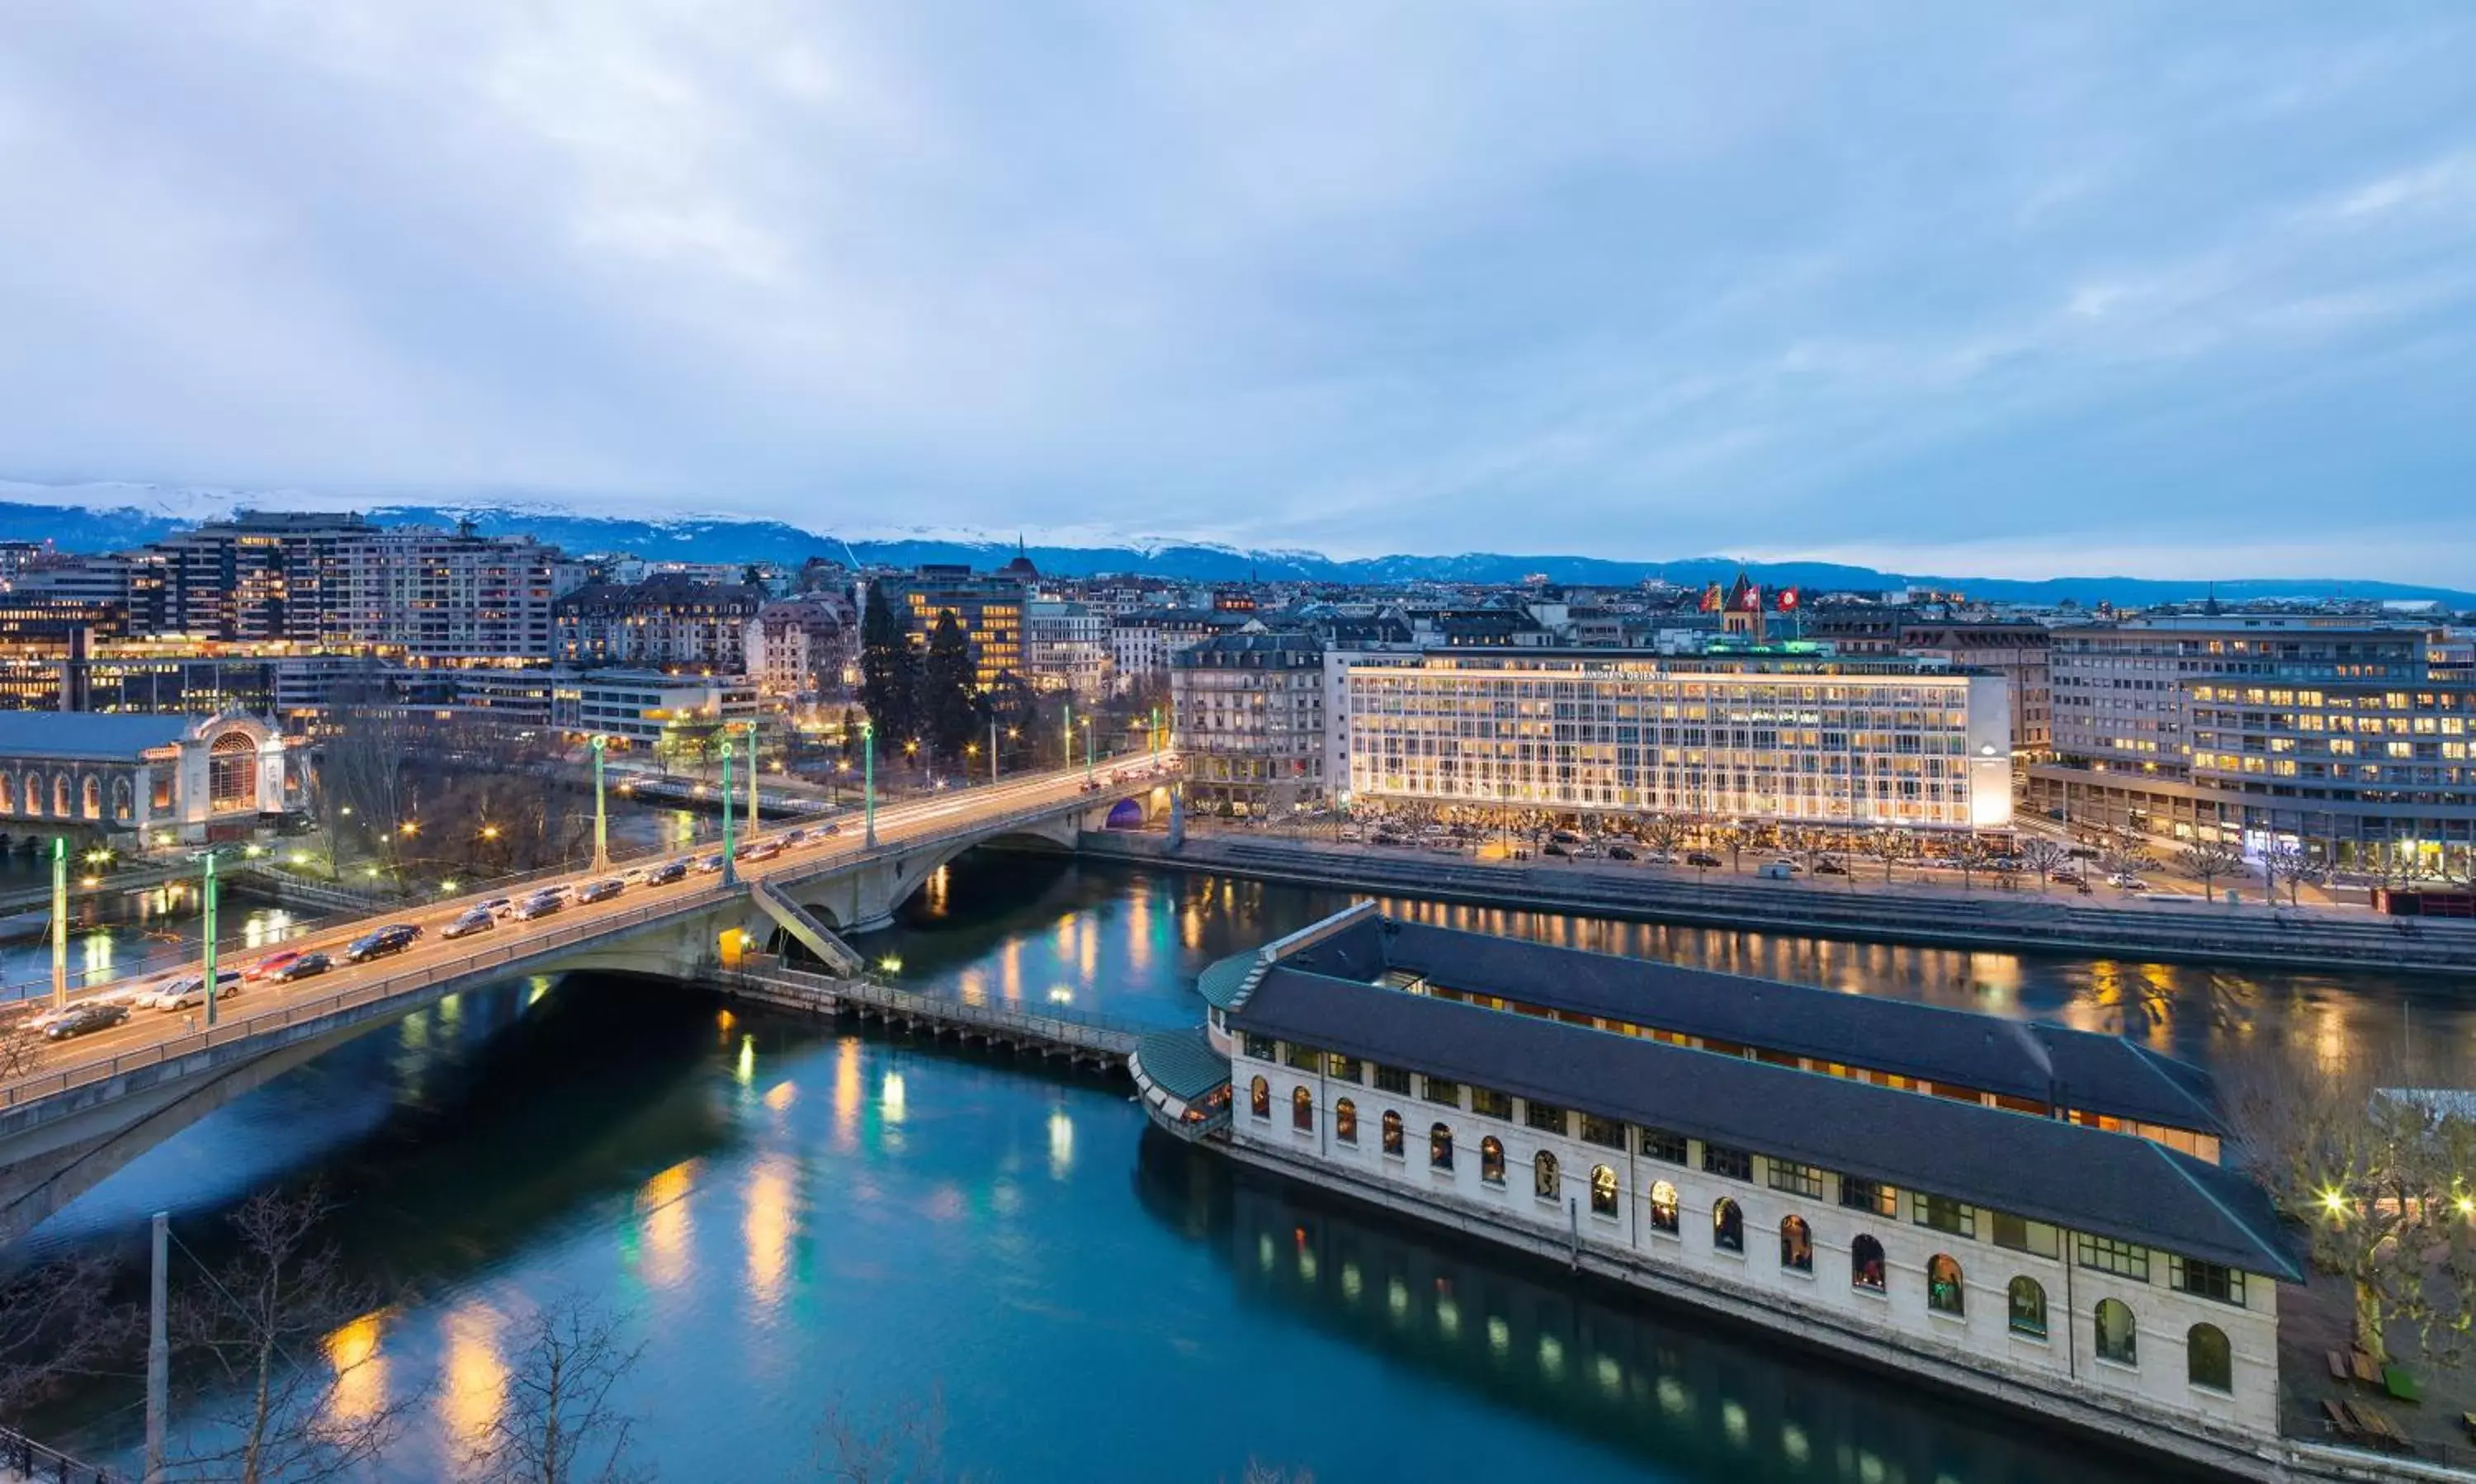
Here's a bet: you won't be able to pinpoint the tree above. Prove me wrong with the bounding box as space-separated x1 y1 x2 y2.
1869 829 1915 884
172 1186 418 1483
811 1389 965 1483
919 611 980 768
0 1250 135 1421
2175 842 2246 901
463 1293 647 1484
1712 822 1750 873
857 585 919 749
1639 814 1686 859
2263 842 2318 907
2019 837 2070 892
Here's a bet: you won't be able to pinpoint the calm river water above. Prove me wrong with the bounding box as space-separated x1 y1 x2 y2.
23 854 2476 1483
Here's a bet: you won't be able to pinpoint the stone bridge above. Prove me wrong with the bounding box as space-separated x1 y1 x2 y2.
0 764 1174 1243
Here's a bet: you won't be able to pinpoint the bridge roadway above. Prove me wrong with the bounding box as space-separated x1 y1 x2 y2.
0 760 1169 1242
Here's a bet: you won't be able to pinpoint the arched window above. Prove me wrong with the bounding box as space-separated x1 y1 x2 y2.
1429 1122 1454 1172
81 774 101 820
1590 1165 1618 1217
209 731 259 811
2096 1298 2138 1366
0 773 12 812
2008 1277 2048 1339
1713 1198 1744 1254
111 777 132 821
1382 1110 1404 1156
1648 1179 1679 1235
52 773 70 817
1479 1137 1505 1186
1533 1151 1560 1201
19 771 39 817
1852 1236 1887 1293
2187 1323 2232 1392
1335 1098 1358 1145
1779 1215 1812 1273
1291 1085 1314 1132
1926 1254 1965 1316
1249 1075 1269 1120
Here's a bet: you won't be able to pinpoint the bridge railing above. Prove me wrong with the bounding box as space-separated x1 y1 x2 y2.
0 1421 124 1483
729 963 1144 1054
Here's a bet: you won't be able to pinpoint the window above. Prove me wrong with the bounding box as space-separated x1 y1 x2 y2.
1713 1198 1745 1254
2170 1255 2246 1307
1852 1236 1887 1293
1992 1212 2060 1259
1911 1193 1976 1240
1335 1098 1358 1145
1590 1165 1619 1218
1534 1150 1561 1201
1768 1160 1825 1199
1283 1042 1321 1070
1926 1255 1965 1317
1579 1114 1626 1149
1703 1144 1752 1182
2076 1235 2151 1283
1779 1216 1813 1273
1471 1088 1512 1121
1477 1137 1506 1185
2096 1298 2138 1366
1525 1100 1568 1135
1249 1075 1269 1120
1840 1176 1897 1216
1291 1085 1314 1132
1429 1122 1454 1171
1374 1065 1411 1094
1424 1076 1462 1108
1639 1127 1688 1165
1243 1033 1276 1061
1382 1110 1404 1156
2007 1277 2048 1339
1649 1179 1679 1234
2187 1323 2232 1392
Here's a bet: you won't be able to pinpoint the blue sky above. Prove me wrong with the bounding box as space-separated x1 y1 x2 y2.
2 3 2471 579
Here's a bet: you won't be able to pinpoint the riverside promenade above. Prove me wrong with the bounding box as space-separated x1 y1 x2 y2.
1084 831 2476 976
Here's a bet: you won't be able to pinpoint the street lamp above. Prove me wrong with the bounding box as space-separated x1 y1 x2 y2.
862 717 877 848
1082 716 1094 783
591 733 610 871
720 735 738 888
50 838 67 1011
201 852 220 1028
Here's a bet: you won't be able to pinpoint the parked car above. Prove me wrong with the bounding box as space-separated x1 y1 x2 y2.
44 1002 129 1040
2108 873 2150 891
1685 851 1724 868
158 971 244 1012
1756 861 1796 881
2051 870 2087 888
346 924 423 962
1607 844 1638 861
1990 856 2024 873
513 892 565 921
693 853 725 875
442 906 498 939
1768 858 1803 874
1543 841 1571 858
246 949 305 982
1813 858 1849 876
1644 851 1678 866
1550 829 1585 845
272 952 332 982
646 860 689 886
575 878 624 904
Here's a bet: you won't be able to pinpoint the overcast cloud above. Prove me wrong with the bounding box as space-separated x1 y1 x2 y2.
2 2 2472 578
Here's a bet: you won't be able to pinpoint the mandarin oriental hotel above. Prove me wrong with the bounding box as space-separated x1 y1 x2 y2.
1331 649 2014 832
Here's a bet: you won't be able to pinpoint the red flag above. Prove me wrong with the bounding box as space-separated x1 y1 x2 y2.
1777 587 1800 612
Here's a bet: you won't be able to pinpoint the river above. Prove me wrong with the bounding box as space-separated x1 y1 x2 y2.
21 853 2474 1482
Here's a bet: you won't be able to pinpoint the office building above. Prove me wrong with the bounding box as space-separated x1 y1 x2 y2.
1170 632 1327 815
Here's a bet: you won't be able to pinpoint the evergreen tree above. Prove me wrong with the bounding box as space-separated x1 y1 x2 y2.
923 609 981 765
858 584 919 745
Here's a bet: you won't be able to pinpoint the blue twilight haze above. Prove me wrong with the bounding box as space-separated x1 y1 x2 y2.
0 3 2470 579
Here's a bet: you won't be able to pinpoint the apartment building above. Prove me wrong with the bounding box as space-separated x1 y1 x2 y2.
1169 632 1327 815
554 575 764 671
1023 599 1110 698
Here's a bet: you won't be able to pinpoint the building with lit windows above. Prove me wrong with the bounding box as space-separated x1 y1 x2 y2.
890 566 1026 690
0 710 301 844
1329 648 2012 832
328 524 569 663
1023 599 1109 698
1170 632 1325 815
1133 906 2297 1464
554 576 763 671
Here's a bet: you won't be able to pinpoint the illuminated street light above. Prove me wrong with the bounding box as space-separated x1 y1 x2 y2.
481 825 500 840
879 956 902 975
441 880 460 892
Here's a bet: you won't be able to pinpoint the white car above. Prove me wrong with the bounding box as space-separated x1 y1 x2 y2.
2108 873 2150 891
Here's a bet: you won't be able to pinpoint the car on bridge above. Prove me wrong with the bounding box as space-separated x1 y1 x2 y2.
645 860 689 886
271 952 331 982
442 906 498 939
156 970 243 1013
513 892 565 921
575 878 624 904
735 839 782 863
693 853 725 874
43 1001 129 1040
245 950 306 982
346 924 423 962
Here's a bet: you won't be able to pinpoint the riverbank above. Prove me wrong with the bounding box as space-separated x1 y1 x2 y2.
1082 832 2476 977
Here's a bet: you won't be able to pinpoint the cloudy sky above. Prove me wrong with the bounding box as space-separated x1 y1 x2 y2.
2 3 2472 579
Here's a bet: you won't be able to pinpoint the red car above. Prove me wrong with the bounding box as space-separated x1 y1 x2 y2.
246 949 305 982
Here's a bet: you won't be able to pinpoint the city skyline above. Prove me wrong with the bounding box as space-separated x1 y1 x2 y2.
2 6 2473 581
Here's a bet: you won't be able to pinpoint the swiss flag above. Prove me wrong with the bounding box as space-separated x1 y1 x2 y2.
1739 584 1763 612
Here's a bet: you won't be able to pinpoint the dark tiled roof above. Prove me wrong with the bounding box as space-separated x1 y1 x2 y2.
1133 1027 1231 1102
1232 970 2297 1278
1283 917 2223 1136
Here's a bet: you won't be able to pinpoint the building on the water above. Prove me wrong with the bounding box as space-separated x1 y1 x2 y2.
1132 904 2299 1467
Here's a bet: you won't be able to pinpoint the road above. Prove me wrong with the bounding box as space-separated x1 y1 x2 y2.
1 759 1171 1099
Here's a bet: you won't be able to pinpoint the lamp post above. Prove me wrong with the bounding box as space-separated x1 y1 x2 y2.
1150 706 1161 758
590 734 610 872
989 717 999 787
742 721 760 834
50 837 67 1011
862 718 877 848
1062 701 1073 774
201 852 220 1028
1083 717 1094 783
720 737 737 889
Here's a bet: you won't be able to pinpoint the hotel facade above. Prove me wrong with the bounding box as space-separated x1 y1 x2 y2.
1325 648 2013 832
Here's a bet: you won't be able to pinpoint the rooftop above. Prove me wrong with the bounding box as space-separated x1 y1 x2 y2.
0 711 218 760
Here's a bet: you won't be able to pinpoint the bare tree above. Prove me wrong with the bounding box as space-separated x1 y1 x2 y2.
810 1389 966 1484
0 1250 137 1421
2174 842 2246 901
2262 842 2317 908
0 1020 44 1085
2019 837 2069 892
1868 829 1915 885
463 1293 647 1484
172 1186 418 1483
1637 813 1685 860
